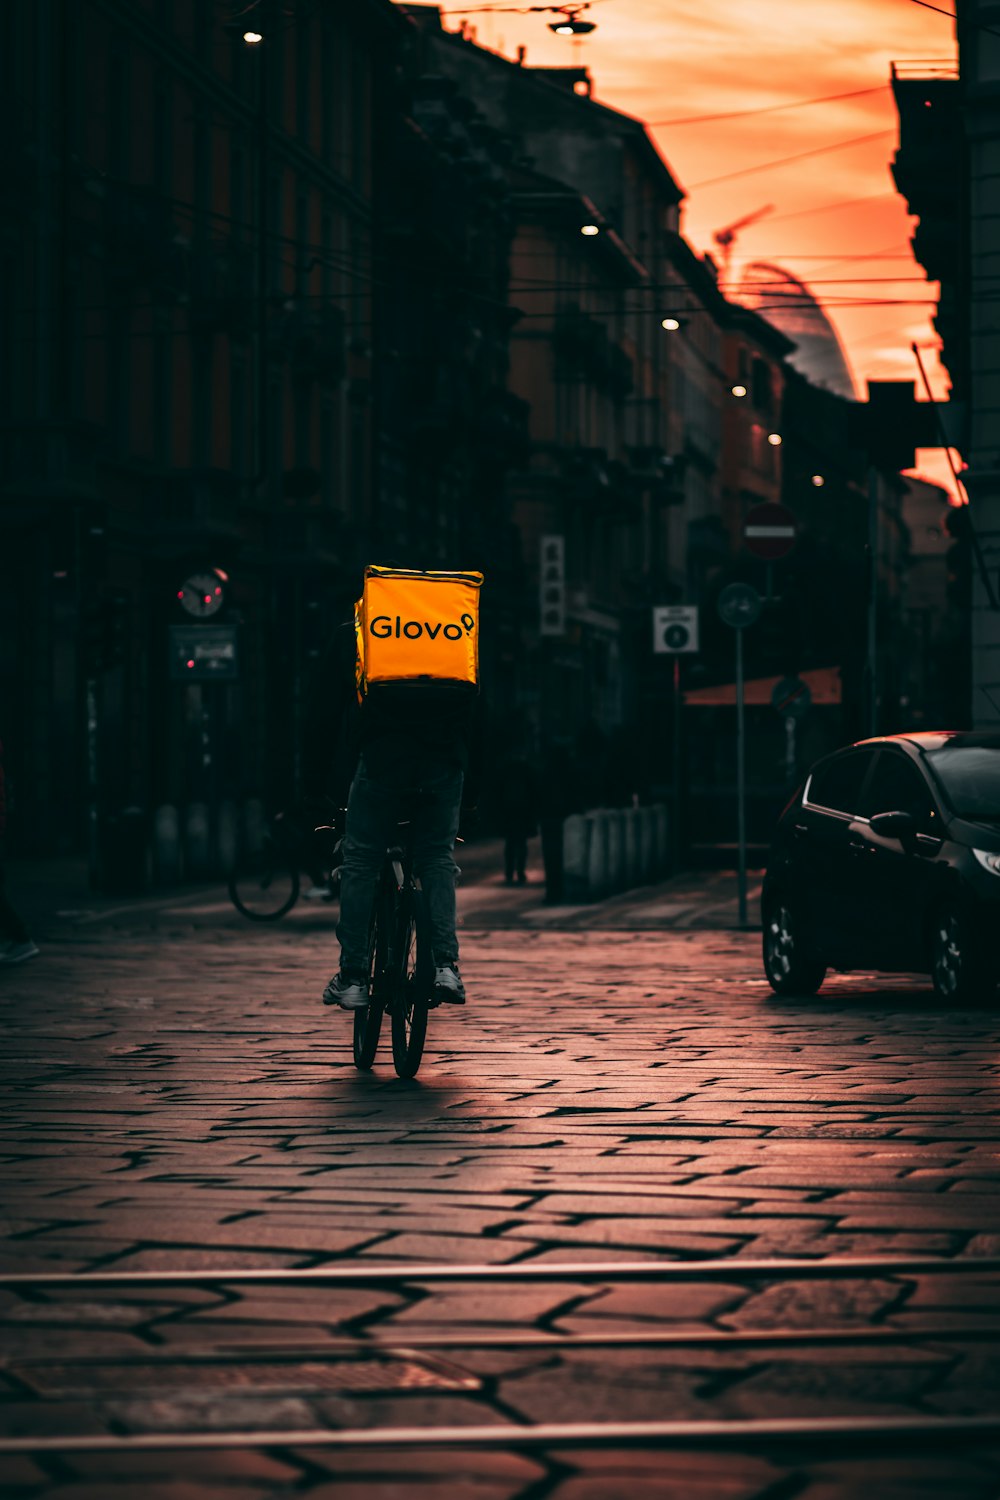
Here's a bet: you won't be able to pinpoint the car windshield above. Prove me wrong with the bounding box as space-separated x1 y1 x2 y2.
925 746 1000 819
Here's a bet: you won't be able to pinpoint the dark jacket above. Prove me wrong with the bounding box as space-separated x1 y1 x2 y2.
301 621 484 806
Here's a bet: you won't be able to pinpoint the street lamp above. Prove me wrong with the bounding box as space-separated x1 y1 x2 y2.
731 384 747 398
768 432 783 446
549 15 596 34
243 30 263 44
661 317 681 332
812 474 825 487
580 223 600 236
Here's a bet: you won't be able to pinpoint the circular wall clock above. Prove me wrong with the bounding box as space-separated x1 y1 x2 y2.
177 569 227 619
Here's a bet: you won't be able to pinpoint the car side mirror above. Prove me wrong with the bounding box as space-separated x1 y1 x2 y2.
869 809 918 842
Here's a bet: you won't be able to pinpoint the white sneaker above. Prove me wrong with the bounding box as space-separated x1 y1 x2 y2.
433 964 466 1005
0 940 39 966
322 970 369 1010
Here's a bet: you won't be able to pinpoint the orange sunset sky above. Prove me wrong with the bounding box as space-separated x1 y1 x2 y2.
401 0 961 497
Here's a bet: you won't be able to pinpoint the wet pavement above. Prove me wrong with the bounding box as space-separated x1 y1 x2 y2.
1 857 999 1496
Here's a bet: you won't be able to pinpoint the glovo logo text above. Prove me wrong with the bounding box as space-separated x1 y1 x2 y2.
370 613 476 642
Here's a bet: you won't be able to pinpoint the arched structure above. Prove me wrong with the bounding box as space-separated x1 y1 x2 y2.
737 262 857 400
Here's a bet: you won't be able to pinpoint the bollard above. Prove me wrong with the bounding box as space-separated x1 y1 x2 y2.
606 809 625 895
152 804 182 886
639 806 656 884
654 804 670 877
587 810 609 901
217 799 240 872
624 807 641 888
562 812 592 903
183 802 211 879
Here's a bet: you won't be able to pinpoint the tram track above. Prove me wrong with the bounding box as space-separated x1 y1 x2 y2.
3 1252 999 1290
1 1254 998 1460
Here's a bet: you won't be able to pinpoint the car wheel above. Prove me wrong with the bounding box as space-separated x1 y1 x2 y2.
762 894 826 996
930 903 996 1004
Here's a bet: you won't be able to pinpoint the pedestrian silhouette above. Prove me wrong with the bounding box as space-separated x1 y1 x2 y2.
496 747 538 884
0 738 39 966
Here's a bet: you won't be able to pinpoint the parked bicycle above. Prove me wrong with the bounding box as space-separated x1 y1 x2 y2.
353 818 436 1079
227 807 340 922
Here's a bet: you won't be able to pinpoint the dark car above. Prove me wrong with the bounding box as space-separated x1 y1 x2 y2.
762 732 1000 1002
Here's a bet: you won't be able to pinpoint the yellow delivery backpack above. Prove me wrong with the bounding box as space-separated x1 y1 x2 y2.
354 565 483 701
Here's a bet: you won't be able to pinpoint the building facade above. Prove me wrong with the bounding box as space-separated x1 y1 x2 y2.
891 21 998 728
1 0 393 871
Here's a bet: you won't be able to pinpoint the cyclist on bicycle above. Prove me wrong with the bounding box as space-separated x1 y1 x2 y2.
303 567 483 1014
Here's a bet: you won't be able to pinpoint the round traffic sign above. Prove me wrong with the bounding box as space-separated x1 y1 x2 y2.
744 502 797 561
717 582 762 629
771 675 812 719
663 623 690 650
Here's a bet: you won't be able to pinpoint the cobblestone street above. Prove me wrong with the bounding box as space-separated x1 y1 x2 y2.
1 866 999 1497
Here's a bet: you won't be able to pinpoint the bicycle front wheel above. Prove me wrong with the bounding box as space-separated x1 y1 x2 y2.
391 891 430 1079
228 851 299 921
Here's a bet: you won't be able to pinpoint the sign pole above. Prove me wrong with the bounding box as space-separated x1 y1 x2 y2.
866 466 878 736
86 675 100 890
672 654 681 870
716 582 761 931
652 605 700 870
735 625 747 927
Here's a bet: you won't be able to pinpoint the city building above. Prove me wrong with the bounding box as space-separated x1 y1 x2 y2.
0 0 395 872
373 39 529 722
401 8 736 800
891 31 999 727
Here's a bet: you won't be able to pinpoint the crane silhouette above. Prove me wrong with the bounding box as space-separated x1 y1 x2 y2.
713 204 775 283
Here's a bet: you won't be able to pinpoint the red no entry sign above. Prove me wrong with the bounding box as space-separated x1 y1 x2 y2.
744 502 797 561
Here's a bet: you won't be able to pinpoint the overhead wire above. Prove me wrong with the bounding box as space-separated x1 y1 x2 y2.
648 85 889 128
906 0 1000 35
763 193 896 225
71 167 933 311
688 130 896 191
56 185 947 328
422 1 610 12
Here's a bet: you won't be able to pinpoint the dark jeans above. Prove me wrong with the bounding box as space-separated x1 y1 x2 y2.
504 833 527 881
0 851 30 945
336 756 463 975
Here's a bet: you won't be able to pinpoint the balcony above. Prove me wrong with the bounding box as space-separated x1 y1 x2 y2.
552 305 634 398
104 183 190 304
190 241 255 339
270 303 346 387
890 62 962 216
0 422 102 506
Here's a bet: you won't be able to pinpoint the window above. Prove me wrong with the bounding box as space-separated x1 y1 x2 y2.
806 749 876 815
926 744 1000 819
751 357 773 417
862 752 939 830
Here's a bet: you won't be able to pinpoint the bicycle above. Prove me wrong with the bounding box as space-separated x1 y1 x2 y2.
227 808 339 922
352 820 436 1080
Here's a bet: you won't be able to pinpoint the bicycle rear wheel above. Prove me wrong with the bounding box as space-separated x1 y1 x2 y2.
391 889 430 1079
353 881 390 1070
228 848 299 921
